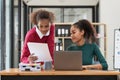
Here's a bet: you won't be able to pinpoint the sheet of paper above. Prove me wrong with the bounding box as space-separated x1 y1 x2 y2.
27 42 52 62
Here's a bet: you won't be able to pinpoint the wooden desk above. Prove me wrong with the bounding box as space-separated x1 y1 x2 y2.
0 68 120 80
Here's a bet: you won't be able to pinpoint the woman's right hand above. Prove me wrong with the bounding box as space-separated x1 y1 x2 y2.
28 53 38 63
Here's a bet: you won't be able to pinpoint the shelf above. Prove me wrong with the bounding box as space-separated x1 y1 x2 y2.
55 23 73 25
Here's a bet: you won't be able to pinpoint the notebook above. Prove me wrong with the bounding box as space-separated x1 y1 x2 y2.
54 51 82 71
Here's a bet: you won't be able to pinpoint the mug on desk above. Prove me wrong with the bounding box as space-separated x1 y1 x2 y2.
43 61 52 70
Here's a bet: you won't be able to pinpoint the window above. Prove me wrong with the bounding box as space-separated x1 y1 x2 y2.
32 7 94 24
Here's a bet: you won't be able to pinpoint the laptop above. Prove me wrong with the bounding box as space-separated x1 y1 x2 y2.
54 51 82 71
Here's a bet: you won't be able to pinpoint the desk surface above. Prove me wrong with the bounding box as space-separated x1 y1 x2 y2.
0 68 120 76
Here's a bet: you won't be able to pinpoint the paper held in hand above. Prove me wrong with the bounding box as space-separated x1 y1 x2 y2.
27 42 52 62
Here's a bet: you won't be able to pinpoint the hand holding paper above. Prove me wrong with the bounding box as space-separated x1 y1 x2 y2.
28 53 38 63
27 42 52 62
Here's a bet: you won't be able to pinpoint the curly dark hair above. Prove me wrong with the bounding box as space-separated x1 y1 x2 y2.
73 19 97 43
30 9 55 25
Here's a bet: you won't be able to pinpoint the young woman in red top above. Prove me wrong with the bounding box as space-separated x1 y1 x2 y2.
20 9 55 63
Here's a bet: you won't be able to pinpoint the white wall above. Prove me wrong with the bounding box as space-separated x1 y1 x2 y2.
25 0 98 6
100 0 120 70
